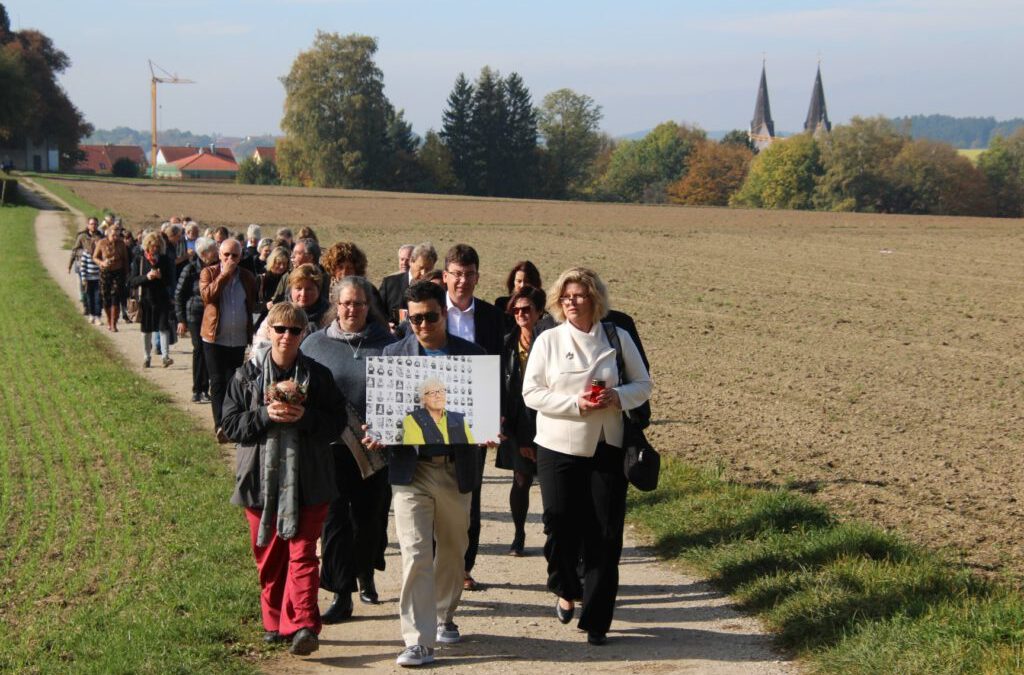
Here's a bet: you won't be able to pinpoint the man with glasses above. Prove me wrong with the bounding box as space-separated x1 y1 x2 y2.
442 244 503 592
372 280 485 666
200 238 258 440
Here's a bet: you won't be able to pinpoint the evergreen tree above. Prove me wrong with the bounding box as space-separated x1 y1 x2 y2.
440 73 475 193
469 66 507 196
502 72 538 197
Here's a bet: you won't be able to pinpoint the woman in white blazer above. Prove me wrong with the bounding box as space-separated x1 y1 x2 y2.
521 267 651 646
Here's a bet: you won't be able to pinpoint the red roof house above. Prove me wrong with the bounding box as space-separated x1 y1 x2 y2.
155 147 239 180
156 145 235 165
252 146 277 164
74 145 149 174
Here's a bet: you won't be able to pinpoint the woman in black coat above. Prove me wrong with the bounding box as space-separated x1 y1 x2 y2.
129 232 177 368
496 286 548 556
175 236 219 402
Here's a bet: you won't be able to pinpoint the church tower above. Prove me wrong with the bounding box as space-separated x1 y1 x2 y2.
804 64 831 134
749 61 775 151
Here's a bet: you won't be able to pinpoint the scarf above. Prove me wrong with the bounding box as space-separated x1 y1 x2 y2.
256 350 310 547
326 320 369 342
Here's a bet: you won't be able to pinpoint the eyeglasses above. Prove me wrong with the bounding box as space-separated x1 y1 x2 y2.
423 389 445 396
408 311 441 325
510 305 534 315
559 294 589 305
338 301 367 310
445 270 478 280
270 325 303 336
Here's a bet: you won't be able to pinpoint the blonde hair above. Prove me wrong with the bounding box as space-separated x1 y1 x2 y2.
266 246 290 271
142 232 163 253
288 263 323 290
546 267 609 323
266 301 309 331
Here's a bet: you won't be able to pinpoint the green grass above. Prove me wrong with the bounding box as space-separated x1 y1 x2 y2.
28 175 110 220
0 205 262 673
958 148 985 164
628 460 1024 673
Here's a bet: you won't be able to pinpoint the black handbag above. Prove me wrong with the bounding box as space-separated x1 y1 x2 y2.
622 415 659 491
602 322 659 491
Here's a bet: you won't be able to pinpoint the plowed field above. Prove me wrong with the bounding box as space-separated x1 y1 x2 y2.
55 177 1024 577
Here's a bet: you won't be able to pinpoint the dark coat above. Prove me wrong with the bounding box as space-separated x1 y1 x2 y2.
129 252 176 334
379 271 410 319
466 297 504 356
174 257 207 325
223 353 346 508
497 328 539 473
383 332 485 493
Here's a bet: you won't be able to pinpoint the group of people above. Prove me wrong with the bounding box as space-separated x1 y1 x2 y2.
70 217 652 666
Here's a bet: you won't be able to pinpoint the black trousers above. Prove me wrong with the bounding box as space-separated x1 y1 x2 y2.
537 442 627 635
203 342 245 428
464 447 487 573
187 319 209 396
320 450 392 594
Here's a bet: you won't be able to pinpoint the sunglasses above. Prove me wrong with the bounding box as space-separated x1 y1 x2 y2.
270 325 303 336
408 311 441 326
510 305 534 315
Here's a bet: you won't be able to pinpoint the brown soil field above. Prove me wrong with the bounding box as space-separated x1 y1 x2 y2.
55 177 1024 579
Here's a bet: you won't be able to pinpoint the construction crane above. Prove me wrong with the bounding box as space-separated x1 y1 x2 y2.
149 60 194 176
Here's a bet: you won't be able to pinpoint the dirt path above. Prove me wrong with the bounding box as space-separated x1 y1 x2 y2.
24 178 796 674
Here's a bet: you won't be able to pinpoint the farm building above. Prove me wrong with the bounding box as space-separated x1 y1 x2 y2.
0 136 61 172
156 145 235 165
74 145 149 174
154 147 239 180
252 146 276 164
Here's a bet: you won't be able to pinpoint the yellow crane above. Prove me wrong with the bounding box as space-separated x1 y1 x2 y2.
149 60 194 176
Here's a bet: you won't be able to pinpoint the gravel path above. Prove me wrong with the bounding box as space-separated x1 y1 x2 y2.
25 178 796 674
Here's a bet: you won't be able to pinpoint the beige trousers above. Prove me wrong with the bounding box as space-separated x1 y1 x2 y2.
392 458 471 648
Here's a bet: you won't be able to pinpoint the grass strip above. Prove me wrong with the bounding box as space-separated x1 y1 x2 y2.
627 460 1024 673
0 205 262 673
28 175 108 221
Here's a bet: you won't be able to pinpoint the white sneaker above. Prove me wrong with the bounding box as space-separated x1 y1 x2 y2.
436 621 461 644
396 645 435 666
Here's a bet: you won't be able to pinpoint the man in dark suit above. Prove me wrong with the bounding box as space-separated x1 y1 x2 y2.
441 243 503 590
377 280 486 665
380 242 438 324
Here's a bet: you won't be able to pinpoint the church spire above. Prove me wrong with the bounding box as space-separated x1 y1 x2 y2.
749 60 775 151
804 63 831 134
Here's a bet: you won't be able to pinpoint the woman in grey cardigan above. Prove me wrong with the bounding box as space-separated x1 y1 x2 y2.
300 276 396 622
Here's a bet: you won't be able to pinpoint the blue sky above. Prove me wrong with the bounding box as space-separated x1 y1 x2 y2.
11 0 1024 138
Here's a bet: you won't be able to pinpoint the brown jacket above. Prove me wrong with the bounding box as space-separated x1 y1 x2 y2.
92 238 129 272
199 264 258 343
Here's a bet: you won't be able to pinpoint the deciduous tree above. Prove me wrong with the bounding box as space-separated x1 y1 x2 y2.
731 133 822 210
278 32 394 188
599 122 705 202
813 116 907 212
977 129 1024 217
668 141 752 206
538 88 603 198
889 139 993 216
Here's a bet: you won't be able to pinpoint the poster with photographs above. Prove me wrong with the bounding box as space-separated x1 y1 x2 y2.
364 355 500 446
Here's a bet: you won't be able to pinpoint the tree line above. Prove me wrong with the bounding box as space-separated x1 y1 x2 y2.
271 32 1023 218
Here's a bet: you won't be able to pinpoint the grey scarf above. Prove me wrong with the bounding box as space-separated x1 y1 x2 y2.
257 351 310 547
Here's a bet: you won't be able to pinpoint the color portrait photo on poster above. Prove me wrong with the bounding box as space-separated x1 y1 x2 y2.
364 355 500 445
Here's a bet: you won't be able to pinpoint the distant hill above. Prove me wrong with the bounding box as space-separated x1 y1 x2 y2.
887 115 1024 149
84 128 278 161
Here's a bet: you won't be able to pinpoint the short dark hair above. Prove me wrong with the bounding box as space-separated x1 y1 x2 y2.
444 243 479 270
213 226 230 239
405 279 447 308
505 260 541 294
506 286 546 314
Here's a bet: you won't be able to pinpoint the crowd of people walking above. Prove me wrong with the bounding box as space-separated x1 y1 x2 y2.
68 216 652 665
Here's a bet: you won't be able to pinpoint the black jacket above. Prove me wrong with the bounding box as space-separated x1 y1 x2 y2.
379 271 410 319
223 354 346 508
129 252 176 334
382 332 485 493
174 257 206 325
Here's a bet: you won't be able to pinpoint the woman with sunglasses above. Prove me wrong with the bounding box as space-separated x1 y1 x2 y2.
521 267 651 647
496 286 547 556
221 301 346 657
300 276 396 623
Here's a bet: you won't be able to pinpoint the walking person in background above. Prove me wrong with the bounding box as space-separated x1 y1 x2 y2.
301 276 397 623
68 216 103 316
494 260 543 332
221 302 346 657
176 236 218 402
130 232 177 368
77 232 102 325
92 220 129 332
522 267 651 646
380 242 437 326
497 286 548 556
201 238 259 440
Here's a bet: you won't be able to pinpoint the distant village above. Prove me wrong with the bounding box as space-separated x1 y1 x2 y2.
69 143 276 180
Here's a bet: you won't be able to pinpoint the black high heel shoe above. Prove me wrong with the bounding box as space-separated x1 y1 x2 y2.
556 598 574 624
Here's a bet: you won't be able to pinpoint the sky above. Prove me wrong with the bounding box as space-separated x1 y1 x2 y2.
8 0 1024 139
